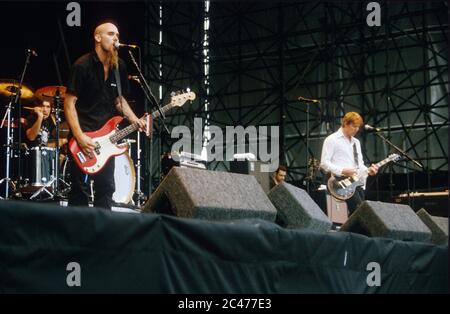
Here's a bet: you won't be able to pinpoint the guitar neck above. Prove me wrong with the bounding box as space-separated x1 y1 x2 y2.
110 122 139 144
375 157 393 168
152 103 174 120
109 103 174 144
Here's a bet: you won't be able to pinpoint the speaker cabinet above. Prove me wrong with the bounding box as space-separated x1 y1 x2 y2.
142 167 277 222
340 200 432 242
416 208 448 245
268 182 332 232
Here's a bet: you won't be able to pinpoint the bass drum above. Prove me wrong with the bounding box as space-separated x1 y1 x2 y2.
113 153 136 204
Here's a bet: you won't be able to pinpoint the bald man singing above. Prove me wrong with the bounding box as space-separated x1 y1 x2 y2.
64 22 145 209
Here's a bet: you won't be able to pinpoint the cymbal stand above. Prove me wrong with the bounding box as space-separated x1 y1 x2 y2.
0 98 16 199
0 50 35 198
134 130 145 206
53 88 62 197
128 49 168 204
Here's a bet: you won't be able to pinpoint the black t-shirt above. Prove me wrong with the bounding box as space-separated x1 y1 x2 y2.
25 115 55 147
66 51 130 132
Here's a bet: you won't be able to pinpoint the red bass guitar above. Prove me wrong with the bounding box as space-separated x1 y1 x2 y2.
69 91 195 174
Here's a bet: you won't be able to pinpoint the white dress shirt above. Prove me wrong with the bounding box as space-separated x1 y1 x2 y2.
320 127 368 177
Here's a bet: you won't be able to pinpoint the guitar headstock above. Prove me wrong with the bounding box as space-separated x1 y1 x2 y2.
388 153 401 162
170 90 196 108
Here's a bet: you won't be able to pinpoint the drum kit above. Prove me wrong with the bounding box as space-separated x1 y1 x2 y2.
0 80 137 204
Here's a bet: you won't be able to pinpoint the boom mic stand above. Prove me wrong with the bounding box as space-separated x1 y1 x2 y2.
372 129 423 206
298 96 320 193
127 48 170 206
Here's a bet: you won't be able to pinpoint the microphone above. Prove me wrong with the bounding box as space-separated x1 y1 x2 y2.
298 96 320 103
115 42 138 49
27 49 38 57
364 124 381 132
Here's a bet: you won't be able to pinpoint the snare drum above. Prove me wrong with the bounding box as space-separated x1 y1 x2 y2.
29 146 56 186
113 153 136 204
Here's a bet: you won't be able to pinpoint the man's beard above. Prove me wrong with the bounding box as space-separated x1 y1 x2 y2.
107 47 119 69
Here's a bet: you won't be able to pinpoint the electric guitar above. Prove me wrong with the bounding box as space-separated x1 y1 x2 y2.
327 153 401 201
69 91 196 174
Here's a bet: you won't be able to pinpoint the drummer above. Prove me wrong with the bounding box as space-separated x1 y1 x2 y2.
25 98 68 148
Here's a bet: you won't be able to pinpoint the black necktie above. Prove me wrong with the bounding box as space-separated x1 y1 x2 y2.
353 143 358 167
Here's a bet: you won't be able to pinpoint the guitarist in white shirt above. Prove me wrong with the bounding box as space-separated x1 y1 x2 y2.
320 112 378 216
64 21 145 209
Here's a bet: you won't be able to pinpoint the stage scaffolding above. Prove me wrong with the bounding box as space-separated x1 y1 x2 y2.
142 1 448 199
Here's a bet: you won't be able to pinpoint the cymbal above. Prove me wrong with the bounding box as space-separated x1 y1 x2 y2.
35 86 67 101
0 79 34 100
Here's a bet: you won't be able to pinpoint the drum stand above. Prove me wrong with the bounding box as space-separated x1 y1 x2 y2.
29 90 64 201
52 89 65 199
1 50 35 199
29 149 57 200
29 177 56 200
0 99 16 199
133 131 146 207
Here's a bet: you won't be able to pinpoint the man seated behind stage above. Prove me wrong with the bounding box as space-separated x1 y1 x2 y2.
270 165 287 189
25 99 67 148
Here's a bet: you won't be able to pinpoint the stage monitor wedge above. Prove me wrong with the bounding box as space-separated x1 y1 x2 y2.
416 208 448 245
268 182 332 232
142 167 277 222
340 200 432 242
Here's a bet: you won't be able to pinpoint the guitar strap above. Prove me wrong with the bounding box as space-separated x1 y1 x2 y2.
114 67 123 98
352 143 359 168
114 66 126 118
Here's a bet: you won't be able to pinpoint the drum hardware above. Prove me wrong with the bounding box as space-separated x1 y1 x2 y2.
20 85 69 201
50 86 64 198
27 147 56 200
29 176 56 200
0 51 36 199
0 97 23 199
133 131 146 207
89 179 94 205
59 155 71 197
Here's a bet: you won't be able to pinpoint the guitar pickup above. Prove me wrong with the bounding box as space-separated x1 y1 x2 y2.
94 142 101 155
77 152 87 164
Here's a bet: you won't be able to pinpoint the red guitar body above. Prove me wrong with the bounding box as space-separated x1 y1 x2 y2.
68 116 128 174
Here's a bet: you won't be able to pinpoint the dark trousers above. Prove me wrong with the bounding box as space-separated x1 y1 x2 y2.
346 186 365 216
68 156 115 209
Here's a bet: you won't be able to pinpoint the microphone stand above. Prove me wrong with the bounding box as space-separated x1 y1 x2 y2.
15 51 33 190
127 49 169 134
373 131 423 169
0 51 33 198
127 48 170 205
373 130 423 206
298 97 319 193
